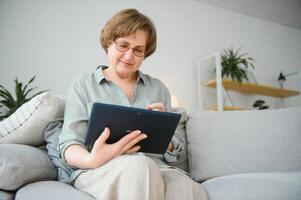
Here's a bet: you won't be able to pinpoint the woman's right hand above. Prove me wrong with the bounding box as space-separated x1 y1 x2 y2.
87 127 147 168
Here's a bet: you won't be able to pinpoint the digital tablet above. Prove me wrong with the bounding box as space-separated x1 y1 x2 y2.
85 102 181 154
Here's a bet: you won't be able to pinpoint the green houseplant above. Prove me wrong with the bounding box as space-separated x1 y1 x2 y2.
0 76 48 121
221 47 255 83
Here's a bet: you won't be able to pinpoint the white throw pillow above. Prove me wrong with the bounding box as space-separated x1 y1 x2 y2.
0 92 65 146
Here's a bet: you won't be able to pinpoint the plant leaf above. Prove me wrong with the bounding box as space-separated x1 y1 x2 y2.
22 76 36 94
0 76 48 120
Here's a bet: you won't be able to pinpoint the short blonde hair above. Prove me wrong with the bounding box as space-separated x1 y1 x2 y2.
100 9 157 58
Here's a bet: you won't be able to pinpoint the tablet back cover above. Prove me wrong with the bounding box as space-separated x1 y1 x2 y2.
85 103 181 154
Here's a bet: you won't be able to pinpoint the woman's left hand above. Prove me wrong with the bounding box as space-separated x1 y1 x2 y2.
146 102 173 151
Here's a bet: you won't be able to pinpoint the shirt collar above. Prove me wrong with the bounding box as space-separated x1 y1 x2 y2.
94 65 107 84
94 65 146 85
137 70 146 84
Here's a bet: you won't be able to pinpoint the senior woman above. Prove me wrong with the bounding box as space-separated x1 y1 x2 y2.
58 8 206 200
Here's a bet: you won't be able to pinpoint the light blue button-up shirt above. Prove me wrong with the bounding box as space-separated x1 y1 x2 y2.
58 65 185 183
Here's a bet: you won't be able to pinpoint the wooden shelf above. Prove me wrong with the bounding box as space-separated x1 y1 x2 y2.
204 79 300 98
206 105 245 111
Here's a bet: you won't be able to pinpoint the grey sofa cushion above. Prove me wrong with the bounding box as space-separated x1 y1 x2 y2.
15 181 94 200
202 172 301 200
0 144 57 190
0 190 14 200
186 107 301 181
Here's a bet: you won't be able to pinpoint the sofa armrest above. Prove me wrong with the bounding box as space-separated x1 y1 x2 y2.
0 144 57 191
186 107 301 182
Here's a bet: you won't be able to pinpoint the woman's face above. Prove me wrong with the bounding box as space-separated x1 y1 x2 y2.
107 30 147 79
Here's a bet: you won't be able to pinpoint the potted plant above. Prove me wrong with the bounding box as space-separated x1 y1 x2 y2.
221 47 255 83
0 76 48 121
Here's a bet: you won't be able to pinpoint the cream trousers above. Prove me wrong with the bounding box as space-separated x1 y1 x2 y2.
74 154 207 200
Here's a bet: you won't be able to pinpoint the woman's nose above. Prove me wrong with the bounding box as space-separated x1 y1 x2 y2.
123 48 135 59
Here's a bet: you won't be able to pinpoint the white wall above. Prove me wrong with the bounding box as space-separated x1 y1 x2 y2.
1 0 301 112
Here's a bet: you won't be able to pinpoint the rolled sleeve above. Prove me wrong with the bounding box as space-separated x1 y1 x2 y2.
58 79 89 162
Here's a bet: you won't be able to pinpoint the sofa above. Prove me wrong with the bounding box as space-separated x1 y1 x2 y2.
0 93 300 200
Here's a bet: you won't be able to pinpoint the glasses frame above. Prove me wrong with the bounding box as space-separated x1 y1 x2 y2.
113 40 146 58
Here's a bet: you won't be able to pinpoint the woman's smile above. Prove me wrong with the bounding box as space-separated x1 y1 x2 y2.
119 60 134 67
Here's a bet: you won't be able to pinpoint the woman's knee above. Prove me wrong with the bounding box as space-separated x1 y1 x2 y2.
121 154 157 170
117 155 160 178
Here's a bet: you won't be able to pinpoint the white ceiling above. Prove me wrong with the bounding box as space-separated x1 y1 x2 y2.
195 0 301 30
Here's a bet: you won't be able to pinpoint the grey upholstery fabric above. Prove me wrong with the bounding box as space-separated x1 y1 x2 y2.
0 190 14 200
5 106 301 200
201 172 301 200
186 107 301 181
0 144 57 190
15 181 94 200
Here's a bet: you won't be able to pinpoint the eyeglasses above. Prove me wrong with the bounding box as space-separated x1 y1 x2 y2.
114 40 146 57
